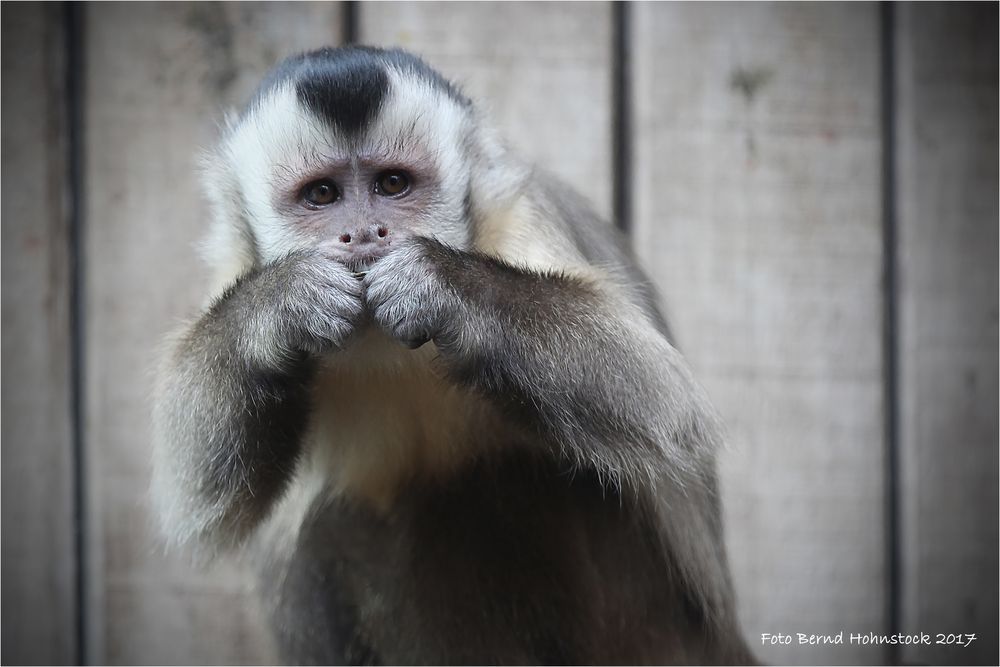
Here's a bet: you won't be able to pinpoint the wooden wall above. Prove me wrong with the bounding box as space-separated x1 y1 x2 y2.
895 4 999 665
1 2 996 665
633 4 887 664
2 4 76 664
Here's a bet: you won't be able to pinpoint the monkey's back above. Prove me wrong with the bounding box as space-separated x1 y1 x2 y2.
261 449 734 665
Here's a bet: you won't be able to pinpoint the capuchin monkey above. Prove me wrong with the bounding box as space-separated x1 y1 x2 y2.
152 46 755 665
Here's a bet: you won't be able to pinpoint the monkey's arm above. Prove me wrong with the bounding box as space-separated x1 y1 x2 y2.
152 251 363 550
365 237 744 629
364 237 718 486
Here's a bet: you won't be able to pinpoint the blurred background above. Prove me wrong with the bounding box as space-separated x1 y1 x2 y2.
2 2 996 665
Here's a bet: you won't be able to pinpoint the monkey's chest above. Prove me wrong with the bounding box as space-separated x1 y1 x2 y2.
303 334 498 510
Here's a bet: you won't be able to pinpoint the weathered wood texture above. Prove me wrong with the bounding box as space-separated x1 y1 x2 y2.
82 3 342 663
896 4 999 665
359 1 614 221
0 3 77 664
631 4 885 664
4 3 998 665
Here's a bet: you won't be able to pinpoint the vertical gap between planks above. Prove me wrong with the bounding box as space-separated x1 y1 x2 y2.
879 3 901 665
612 1 632 235
342 1 359 45
64 2 88 664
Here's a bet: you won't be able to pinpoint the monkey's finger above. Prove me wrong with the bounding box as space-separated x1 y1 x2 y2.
404 334 430 349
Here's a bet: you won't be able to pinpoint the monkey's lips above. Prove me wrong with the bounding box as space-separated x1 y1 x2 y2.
318 241 391 273
342 250 389 274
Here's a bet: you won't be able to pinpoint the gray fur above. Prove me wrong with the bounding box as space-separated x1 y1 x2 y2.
152 249 364 548
152 46 755 665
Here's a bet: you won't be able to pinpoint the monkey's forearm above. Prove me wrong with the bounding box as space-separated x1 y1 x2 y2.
444 257 710 472
366 239 717 483
152 293 315 548
152 253 362 549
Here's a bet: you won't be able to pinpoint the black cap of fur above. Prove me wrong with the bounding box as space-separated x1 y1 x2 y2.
245 46 470 137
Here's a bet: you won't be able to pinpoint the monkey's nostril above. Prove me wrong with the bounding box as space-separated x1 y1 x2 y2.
339 234 352 243
377 227 388 238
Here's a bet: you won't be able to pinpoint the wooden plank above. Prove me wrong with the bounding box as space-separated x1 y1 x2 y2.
359 1 615 222
631 4 884 664
82 3 343 663
0 3 77 664
896 4 999 665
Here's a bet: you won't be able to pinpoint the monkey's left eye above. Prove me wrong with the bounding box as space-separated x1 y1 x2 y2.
301 179 340 207
374 171 410 197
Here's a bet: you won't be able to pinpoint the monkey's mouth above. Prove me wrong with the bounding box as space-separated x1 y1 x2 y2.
344 252 388 275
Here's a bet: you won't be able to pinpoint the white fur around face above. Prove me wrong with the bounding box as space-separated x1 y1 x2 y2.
200 70 485 289
220 83 337 261
379 67 471 189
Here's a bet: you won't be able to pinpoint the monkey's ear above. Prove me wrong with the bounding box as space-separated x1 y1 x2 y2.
465 115 530 222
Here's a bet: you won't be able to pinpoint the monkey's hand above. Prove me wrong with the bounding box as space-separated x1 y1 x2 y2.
236 248 365 367
363 237 459 350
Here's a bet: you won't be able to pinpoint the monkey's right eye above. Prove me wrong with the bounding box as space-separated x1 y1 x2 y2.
301 179 340 207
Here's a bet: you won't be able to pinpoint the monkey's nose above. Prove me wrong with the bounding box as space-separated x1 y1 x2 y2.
336 224 390 247
328 224 392 268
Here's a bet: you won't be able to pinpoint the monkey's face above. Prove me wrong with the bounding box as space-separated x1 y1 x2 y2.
212 50 476 271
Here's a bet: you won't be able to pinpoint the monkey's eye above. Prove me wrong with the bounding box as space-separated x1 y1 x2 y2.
301 179 339 207
374 171 410 197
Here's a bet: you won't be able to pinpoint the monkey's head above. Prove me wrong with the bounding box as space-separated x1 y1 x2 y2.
201 46 524 277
